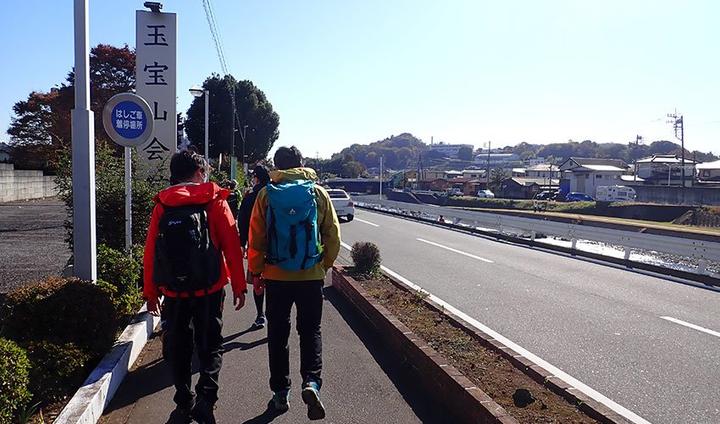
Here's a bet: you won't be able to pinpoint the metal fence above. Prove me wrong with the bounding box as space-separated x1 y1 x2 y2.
355 197 720 276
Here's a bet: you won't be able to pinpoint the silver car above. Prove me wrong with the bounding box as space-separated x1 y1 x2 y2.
327 189 355 222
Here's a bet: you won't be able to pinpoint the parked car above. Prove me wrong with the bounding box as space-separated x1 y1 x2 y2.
534 190 555 200
476 189 495 198
447 187 463 196
595 185 636 202
565 192 594 202
327 189 355 221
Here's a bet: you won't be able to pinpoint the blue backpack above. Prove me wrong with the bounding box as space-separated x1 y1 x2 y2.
265 179 323 271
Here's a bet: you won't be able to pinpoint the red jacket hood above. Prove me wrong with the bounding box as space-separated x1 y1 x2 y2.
154 182 229 207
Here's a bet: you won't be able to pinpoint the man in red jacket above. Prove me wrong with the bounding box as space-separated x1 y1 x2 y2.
143 150 246 424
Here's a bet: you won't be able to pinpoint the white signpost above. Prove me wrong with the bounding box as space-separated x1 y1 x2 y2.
136 8 177 180
102 93 155 252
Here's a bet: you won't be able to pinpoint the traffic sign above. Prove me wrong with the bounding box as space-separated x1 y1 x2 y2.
102 93 155 147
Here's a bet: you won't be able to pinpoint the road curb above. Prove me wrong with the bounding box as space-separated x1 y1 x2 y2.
54 304 160 424
331 267 519 424
357 204 720 287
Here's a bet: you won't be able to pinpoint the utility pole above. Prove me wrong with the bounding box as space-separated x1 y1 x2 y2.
634 135 643 182
486 141 491 189
667 110 685 186
379 156 384 199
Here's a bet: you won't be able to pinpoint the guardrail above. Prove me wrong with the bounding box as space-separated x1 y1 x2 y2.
355 198 720 277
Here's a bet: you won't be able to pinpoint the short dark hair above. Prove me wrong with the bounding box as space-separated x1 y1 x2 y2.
273 146 303 170
170 150 206 184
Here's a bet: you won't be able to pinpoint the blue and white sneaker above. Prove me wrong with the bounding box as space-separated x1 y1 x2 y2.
271 390 290 412
301 381 326 420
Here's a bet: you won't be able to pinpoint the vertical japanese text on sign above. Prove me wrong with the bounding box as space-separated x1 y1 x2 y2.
136 9 177 178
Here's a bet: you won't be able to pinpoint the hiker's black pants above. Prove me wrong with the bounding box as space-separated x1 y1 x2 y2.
162 288 225 406
265 280 323 392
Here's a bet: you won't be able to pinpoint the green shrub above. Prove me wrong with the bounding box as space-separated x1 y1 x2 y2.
55 145 166 251
351 242 382 275
0 338 31 424
26 341 92 403
97 243 141 293
2 277 121 357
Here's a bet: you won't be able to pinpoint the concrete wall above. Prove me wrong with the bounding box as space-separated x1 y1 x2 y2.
634 185 720 206
0 163 58 202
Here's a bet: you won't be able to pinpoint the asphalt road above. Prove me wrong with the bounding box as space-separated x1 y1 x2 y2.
101 273 446 423
341 209 720 424
0 198 70 293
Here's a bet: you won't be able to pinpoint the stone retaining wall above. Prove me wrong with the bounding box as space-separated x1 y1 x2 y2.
0 163 58 202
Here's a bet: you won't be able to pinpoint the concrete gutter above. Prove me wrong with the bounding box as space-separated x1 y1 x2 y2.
54 304 160 424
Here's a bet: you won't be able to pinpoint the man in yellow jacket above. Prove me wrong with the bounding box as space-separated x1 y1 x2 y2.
248 146 340 420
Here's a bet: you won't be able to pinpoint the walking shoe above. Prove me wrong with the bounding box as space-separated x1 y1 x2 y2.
301 381 326 420
271 390 290 412
189 398 216 424
167 405 192 424
253 315 267 328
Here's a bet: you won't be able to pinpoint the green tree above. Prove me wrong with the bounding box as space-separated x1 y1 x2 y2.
457 146 474 161
185 74 279 162
7 44 135 161
341 160 365 178
489 167 509 190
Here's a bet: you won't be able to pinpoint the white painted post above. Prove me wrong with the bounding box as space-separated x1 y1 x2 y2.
72 0 97 281
124 147 132 252
623 246 631 261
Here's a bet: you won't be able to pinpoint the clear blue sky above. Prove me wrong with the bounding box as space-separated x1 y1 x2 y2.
1 0 719 158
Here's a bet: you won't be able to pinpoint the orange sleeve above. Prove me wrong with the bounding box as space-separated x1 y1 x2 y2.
248 189 268 275
143 203 163 300
213 199 247 296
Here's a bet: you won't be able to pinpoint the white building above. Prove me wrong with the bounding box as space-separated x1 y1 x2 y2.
428 142 473 158
636 155 697 186
525 164 560 179
697 160 720 182
558 157 628 197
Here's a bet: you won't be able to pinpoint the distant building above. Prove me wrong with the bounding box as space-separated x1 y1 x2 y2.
636 155 697 186
325 178 390 194
558 157 629 197
498 177 559 199
525 164 560 179
473 152 521 167
0 143 11 163
428 142 473 158
511 168 526 177
697 160 720 182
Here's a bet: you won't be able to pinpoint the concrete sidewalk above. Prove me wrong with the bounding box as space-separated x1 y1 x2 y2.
101 274 446 423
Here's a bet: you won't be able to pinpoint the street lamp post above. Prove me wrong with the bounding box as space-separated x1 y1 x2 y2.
189 86 209 160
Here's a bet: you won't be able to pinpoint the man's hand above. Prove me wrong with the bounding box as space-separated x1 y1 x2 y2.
252 275 265 295
147 297 161 316
233 292 246 311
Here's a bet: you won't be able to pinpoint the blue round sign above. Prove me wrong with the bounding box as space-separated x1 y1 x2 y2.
111 101 148 139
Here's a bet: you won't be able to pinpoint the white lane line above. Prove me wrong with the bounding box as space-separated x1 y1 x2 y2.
338 241 651 424
660 316 720 339
416 238 494 263
354 218 380 227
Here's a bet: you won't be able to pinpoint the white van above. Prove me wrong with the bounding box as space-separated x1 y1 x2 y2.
595 186 636 202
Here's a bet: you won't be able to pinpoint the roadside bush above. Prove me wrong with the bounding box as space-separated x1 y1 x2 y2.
351 242 382 275
97 243 141 291
0 338 31 424
2 277 121 357
55 145 165 251
26 341 92 403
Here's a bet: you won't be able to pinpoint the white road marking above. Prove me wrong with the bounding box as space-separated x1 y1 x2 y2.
416 238 494 263
354 218 379 227
660 316 720 339
338 241 651 424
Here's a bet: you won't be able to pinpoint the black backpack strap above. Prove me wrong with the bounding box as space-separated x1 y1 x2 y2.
266 205 279 264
